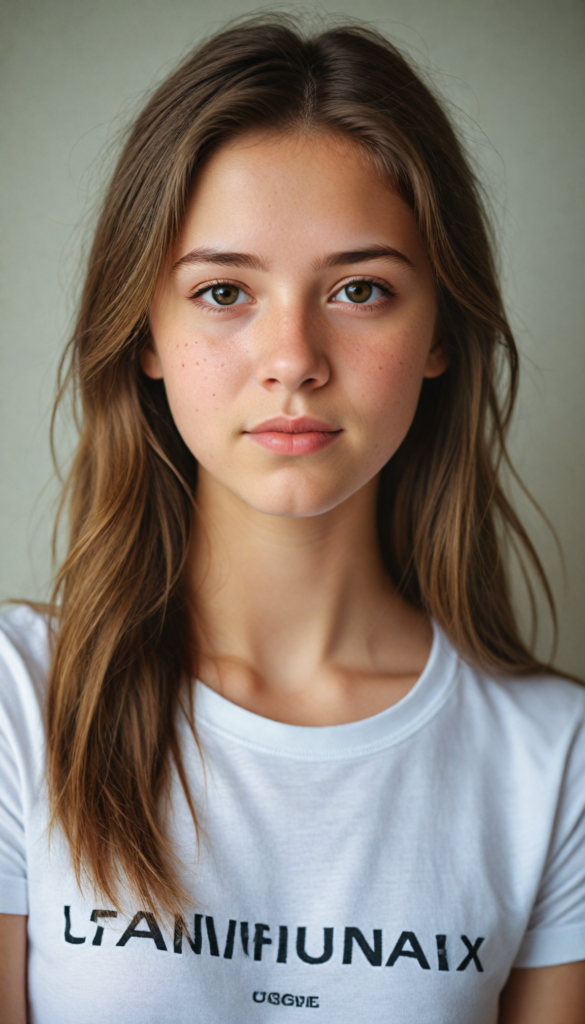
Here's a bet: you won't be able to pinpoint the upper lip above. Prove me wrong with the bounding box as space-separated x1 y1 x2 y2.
247 416 340 434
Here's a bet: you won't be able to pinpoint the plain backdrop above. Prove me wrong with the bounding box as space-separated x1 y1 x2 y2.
0 0 583 675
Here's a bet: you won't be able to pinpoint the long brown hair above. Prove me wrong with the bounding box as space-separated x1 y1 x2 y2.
47 15 561 916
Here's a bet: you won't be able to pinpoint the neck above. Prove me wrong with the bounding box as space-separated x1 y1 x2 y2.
188 469 430 705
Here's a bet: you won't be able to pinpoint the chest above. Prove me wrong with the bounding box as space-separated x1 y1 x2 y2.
26 733 544 1024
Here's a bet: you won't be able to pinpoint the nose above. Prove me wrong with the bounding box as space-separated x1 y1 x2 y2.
255 310 331 393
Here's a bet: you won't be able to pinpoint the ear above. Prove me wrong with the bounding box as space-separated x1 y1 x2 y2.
423 333 450 379
140 338 164 380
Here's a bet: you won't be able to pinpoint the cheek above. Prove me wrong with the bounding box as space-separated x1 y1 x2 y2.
161 339 247 451
341 327 429 428
150 295 248 422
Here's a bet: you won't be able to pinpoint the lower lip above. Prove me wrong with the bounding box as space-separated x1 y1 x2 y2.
247 430 342 455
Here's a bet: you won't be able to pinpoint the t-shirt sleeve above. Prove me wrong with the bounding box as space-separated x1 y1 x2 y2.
0 722 28 913
514 689 585 967
0 612 45 916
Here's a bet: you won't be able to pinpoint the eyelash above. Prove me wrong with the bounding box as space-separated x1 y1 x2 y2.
331 277 397 307
189 280 249 314
188 276 397 312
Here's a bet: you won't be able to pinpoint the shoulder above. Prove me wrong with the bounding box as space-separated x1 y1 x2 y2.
465 659 585 738
433 626 584 740
0 604 51 741
450 647 585 781
0 602 51 661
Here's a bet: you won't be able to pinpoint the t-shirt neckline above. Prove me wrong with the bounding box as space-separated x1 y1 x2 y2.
194 621 459 760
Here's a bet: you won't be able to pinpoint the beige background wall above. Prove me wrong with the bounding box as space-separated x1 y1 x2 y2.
1 0 583 674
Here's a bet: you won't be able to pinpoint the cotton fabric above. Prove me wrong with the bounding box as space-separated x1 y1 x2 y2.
1 605 585 1023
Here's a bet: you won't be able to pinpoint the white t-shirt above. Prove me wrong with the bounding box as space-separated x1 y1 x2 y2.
1 605 585 1023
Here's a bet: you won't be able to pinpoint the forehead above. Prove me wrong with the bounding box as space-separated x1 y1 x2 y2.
173 132 425 265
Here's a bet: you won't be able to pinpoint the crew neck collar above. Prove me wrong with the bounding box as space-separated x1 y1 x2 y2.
194 622 459 761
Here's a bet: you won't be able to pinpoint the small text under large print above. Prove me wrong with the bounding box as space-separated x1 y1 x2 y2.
253 992 319 1007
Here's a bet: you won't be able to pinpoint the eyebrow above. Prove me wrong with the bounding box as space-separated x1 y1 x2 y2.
172 247 268 273
313 245 414 271
171 243 413 275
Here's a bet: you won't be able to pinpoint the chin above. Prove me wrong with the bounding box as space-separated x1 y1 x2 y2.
241 479 360 519
199 461 375 519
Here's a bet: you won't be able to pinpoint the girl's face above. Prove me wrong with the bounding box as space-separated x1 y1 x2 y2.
145 133 446 517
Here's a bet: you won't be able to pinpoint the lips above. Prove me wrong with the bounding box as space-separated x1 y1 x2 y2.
245 416 342 456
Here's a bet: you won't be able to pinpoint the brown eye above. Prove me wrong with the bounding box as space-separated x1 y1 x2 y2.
331 280 389 307
344 282 373 303
211 284 240 305
346 282 372 301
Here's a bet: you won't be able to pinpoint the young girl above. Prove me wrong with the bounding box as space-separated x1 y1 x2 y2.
0 17 584 1024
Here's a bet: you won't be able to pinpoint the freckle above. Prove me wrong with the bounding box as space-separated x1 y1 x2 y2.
212 393 216 396
181 363 184 368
